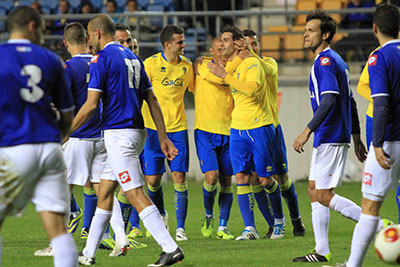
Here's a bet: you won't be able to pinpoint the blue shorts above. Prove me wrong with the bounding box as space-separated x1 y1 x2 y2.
366 114 372 151
194 129 233 176
272 124 289 175
141 129 189 175
230 125 275 177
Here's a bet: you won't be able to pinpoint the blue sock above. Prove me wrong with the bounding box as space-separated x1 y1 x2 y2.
129 208 140 229
147 184 165 216
203 181 217 216
281 179 300 220
253 184 274 227
397 184 400 224
174 182 188 229
116 192 132 231
82 188 97 229
218 186 233 227
237 184 255 228
70 193 80 213
265 181 284 220
104 224 110 236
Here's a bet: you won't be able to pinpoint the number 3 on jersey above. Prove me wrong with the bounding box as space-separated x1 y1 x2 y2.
124 59 141 89
20 65 44 103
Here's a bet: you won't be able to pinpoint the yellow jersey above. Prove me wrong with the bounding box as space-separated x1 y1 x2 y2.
260 55 279 126
194 58 233 135
224 56 275 130
142 52 195 132
357 47 380 118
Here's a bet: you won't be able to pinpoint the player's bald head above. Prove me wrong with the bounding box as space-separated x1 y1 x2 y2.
6 6 43 34
88 14 115 36
64 22 86 45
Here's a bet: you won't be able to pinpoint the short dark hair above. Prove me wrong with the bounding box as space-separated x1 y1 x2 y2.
306 10 337 44
89 14 115 35
6 6 43 33
373 3 399 39
221 25 244 41
64 22 86 45
160 25 184 47
115 23 129 32
242 29 256 38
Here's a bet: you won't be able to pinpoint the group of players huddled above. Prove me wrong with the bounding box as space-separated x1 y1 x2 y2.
0 2 399 267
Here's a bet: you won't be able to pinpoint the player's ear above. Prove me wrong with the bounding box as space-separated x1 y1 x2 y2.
63 39 68 49
27 20 36 34
322 31 330 42
372 23 378 35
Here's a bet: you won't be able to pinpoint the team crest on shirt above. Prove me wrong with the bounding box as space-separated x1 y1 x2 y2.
91 55 99 63
16 46 32 52
320 57 330 66
362 172 372 185
160 67 166 72
161 77 183 87
368 55 377 66
183 67 187 74
118 171 132 184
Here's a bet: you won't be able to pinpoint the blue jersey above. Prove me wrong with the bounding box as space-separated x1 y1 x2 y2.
0 39 74 147
309 48 352 147
65 54 102 138
368 39 400 142
88 42 152 130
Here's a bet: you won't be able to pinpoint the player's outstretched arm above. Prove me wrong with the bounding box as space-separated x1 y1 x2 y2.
64 90 101 142
144 89 178 161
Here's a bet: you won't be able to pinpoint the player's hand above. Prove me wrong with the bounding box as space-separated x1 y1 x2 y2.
193 56 204 75
293 128 312 153
234 38 250 51
352 134 367 163
374 147 391 169
160 138 179 161
207 61 227 79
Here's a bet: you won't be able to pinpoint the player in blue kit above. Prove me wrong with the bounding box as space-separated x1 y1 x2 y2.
323 4 400 267
0 6 78 266
292 10 373 263
67 15 183 266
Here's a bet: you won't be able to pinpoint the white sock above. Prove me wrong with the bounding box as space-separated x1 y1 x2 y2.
217 226 227 232
51 233 78 267
83 208 112 258
311 202 330 256
329 194 361 222
110 196 127 244
139 205 178 253
347 214 380 267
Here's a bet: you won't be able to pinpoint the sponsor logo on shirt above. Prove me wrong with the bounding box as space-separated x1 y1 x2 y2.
160 67 166 72
161 77 184 87
16 46 32 52
368 55 377 66
119 171 132 184
362 171 372 185
91 55 99 63
320 57 330 66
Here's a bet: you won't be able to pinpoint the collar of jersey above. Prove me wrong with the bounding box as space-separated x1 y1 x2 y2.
72 53 92 58
382 39 400 48
314 46 331 61
104 41 120 48
7 39 30 44
161 52 181 63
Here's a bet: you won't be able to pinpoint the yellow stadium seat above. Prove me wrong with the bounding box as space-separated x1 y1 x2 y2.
296 0 317 25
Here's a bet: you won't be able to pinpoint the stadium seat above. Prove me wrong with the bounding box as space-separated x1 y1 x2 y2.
320 0 342 23
283 25 305 61
0 8 6 32
17 0 35 6
261 26 288 61
147 4 165 29
0 0 13 12
41 0 59 11
137 0 149 9
296 0 317 25
90 0 104 11
69 0 82 13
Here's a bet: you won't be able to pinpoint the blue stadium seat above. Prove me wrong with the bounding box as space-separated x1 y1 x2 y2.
0 8 6 32
41 0 58 10
17 0 35 6
116 0 127 9
147 4 165 28
137 0 149 9
41 6 52 14
153 0 173 10
0 0 13 12
69 0 82 13
90 0 103 11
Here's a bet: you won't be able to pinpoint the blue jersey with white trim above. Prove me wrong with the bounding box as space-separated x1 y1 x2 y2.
0 40 74 147
65 54 102 138
368 39 400 142
88 42 152 130
309 48 352 147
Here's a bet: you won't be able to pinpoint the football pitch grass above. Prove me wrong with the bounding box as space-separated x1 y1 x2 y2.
2 180 397 267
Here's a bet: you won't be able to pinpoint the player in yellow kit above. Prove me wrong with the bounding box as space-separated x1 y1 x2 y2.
242 29 305 239
195 37 235 240
208 25 284 240
141 25 195 241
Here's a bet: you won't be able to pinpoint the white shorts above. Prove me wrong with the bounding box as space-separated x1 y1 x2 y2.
362 141 400 200
102 129 146 192
0 143 69 220
309 144 349 190
63 138 106 186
